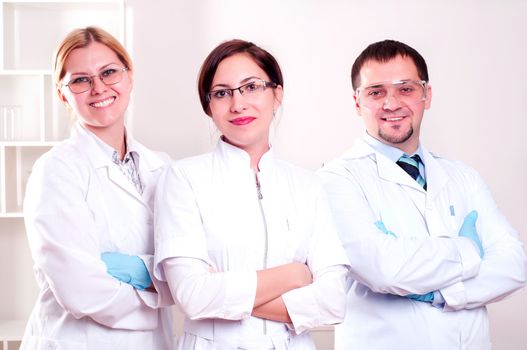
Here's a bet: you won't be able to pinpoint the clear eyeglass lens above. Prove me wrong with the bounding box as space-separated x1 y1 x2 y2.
240 80 266 95
358 80 426 108
209 80 268 103
67 67 125 93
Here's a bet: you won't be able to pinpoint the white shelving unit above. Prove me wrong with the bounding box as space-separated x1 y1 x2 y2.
0 1 125 347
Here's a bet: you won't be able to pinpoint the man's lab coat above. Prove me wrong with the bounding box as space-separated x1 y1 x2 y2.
318 137 526 350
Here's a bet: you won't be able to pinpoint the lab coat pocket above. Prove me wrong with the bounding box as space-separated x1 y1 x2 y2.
22 336 87 350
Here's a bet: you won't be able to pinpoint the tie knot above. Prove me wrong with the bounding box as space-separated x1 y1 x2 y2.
398 154 422 168
397 154 427 190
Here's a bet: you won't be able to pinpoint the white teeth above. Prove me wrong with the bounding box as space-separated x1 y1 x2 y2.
91 97 114 108
385 117 403 121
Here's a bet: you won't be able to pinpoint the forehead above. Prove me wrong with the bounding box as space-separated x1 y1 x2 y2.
64 41 120 73
359 55 420 87
212 53 269 86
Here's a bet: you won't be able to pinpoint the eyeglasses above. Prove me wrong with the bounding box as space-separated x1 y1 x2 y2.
63 66 128 94
207 79 277 104
355 80 427 109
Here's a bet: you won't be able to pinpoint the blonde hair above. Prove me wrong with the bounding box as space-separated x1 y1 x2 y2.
53 26 132 94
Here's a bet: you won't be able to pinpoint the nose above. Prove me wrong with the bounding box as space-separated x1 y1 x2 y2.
229 88 247 113
382 92 402 110
90 75 107 95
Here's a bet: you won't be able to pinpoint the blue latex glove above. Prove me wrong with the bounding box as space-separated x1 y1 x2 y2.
407 292 434 303
458 210 484 257
101 252 152 290
374 220 397 238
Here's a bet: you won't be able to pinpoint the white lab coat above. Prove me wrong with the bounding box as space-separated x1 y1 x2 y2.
154 139 350 350
317 137 527 350
21 123 175 350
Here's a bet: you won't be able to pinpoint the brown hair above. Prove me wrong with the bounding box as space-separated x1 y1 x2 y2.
197 39 283 116
351 39 429 90
53 26 132 94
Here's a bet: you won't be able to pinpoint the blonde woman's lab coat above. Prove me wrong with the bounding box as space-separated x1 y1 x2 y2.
21 123 174 350
317 137 527 350
154 139 350 350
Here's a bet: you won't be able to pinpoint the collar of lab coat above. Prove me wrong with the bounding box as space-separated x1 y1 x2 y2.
70 122 165 203
216 136 275 174
343 137 450 200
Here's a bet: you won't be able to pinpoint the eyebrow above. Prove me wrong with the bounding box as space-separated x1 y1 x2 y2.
365 79 413 89
211 76 262 90
69 62 121 76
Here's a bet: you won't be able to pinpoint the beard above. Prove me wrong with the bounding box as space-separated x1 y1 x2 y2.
378 125 414 145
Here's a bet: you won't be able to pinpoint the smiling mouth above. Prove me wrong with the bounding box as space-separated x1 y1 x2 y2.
90 97 115 108
383 116 404 122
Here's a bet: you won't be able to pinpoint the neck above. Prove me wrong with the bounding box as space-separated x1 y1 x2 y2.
246 143 269 172
223 136 269 172
397 141 419 155
83 122 126 159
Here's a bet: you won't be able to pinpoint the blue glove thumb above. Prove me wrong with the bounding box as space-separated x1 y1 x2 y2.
458 211 484 257
374 220 397 238
407 292 434 303
101 252 152 290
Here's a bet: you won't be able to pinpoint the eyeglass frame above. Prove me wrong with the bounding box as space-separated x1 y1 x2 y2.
62 66 129 94
206 79 278 103
355 79 428 107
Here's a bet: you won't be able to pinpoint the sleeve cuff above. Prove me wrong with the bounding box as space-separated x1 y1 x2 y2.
223 271 257 319
453 237 482 280
138 254 174 308
282 286 318 334
440 281 467 311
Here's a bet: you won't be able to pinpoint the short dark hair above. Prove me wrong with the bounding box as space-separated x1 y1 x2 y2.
197 39 283 116
351 39 429 90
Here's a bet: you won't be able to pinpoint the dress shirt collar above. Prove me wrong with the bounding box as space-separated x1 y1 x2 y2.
362 132 425 165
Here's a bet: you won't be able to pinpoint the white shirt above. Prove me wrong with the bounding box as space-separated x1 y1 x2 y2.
154 139 350 349
317 136 527 350
22 123 175 350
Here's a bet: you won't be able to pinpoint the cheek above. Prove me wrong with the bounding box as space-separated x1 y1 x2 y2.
65 95 85 112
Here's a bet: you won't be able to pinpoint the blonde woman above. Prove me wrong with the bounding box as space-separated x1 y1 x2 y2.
22 27 174 350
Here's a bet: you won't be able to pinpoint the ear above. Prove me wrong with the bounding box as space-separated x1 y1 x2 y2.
127 69 134 86
353 94 362 116
273 85 283 111
57 86 70 106
424 83 432 110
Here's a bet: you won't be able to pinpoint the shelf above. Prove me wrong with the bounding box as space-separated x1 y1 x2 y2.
0 212 23 218
2 0 125 70
0 73 71 142
0 319 25 341
0 141 59 147
1 145 52 214
0 74 41 141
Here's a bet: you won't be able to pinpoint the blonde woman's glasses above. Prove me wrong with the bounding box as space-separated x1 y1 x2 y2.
63 66 128 94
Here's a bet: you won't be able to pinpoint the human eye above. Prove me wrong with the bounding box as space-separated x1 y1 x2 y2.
69 76 90 85
244 81 262 92
212 89 231 99
399 85 416 95
101 68 118 78
367 88 386 99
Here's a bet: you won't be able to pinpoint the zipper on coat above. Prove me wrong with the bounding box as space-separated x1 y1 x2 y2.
255 172 268 335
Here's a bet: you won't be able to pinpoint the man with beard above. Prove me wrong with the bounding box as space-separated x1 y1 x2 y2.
317 40 526 350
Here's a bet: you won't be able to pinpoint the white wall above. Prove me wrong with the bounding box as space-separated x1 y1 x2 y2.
126 0 527 348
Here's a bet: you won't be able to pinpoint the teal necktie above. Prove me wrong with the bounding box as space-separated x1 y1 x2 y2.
397 154 427 190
